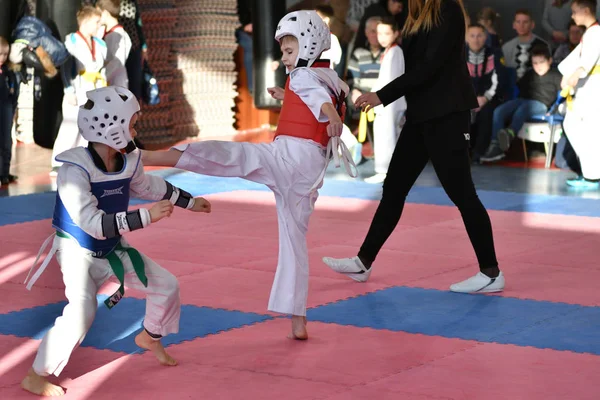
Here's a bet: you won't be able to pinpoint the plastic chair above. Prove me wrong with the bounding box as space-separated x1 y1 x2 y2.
517 92 566 168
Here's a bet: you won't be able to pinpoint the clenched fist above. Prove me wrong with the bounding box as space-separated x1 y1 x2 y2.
191 197 211 213
149 200 174 223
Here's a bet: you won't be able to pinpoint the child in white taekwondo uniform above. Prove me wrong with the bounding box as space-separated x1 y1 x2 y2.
21 86 211 397
51 5 108 174
97 0 132 88
365 16 407 184
142 10 356 340
558 0 600 189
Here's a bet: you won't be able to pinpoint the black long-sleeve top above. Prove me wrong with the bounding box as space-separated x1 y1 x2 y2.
237 0 252 27
376 0 478 123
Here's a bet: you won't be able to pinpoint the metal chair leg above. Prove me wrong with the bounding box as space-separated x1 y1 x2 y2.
545 122 557 169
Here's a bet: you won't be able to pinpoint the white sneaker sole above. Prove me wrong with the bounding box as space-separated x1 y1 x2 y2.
345 271 371 283
450 286 504 294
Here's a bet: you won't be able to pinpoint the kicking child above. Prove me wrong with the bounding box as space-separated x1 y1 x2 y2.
21 86 211 397
142 10 355 340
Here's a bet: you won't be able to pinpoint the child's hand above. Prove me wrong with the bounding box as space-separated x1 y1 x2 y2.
65 93 77 106
267 87 285 100
327 118 343 137
351 89 362 104
149 200 174 223
191 197 211 213
566 70 581 89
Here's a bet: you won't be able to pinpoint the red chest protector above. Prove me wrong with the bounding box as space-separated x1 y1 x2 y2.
275 61 346 147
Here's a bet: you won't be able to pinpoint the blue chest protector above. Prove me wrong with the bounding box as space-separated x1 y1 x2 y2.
52 147 141 257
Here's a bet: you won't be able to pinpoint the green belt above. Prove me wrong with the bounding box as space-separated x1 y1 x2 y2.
56 231 147 309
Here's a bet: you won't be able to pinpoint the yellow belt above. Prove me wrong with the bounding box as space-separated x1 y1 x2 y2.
562 65 600 110
357 108 375 143
80 70 107 88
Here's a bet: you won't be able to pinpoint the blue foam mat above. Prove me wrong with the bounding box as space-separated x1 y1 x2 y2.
2 287 598 355
0 295 272 354
307 286 600 355
1 169 600 227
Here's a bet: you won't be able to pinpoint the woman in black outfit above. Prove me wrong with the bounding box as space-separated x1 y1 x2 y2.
119 0 147 100
323 0 505 294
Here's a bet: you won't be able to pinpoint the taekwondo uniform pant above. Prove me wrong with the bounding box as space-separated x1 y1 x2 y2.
563 72 600 180
174 136 327 316
51 98 88 168
373 107 403 175
32 235 180 377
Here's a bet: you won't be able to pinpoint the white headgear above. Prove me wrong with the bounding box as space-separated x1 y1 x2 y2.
275 10 331 69
78 86 140 153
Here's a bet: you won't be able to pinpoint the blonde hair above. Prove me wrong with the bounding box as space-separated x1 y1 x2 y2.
279 35 298 45
77 5 101 26
0 36 9 48
402 0 469 36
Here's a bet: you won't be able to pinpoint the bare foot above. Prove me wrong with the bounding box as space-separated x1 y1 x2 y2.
135 330 178 366
20 368 65 396
288 315 308 340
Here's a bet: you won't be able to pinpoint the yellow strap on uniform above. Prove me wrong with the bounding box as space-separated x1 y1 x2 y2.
563 65 600 110
357 108 375 143
79 70 107 88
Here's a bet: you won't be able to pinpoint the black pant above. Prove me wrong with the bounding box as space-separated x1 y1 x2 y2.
0 103 15 177
126 47 143 100
358 110 499 270
472 98 500 157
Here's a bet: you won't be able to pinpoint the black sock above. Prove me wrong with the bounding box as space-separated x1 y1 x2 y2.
481 267 500 279
358 255 372 270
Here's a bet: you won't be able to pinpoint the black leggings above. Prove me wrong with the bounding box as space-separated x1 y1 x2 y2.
358 110 499 270
126 47 143 100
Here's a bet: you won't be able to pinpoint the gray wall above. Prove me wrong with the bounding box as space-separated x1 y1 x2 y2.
464 0 549 42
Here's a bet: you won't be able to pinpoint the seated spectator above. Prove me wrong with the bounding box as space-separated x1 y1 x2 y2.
465 23 500 163
553 19 585 65
478 7 502 57
347 16 384 120
502 9 549 80
346 0 379 33
354 0 405 50
481 44 562 162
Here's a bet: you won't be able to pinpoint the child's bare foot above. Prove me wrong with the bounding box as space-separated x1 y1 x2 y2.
135 330 178 366
21 368 65 396
288 315 308 340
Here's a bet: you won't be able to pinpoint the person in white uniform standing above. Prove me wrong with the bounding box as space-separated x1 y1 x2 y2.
98 0 132 88
365 16 407 184
51 5 108 175
142 10 356 341
21 86 211 397
558 0 600 189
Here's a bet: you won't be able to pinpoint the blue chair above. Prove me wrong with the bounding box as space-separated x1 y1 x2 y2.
517 92 566 168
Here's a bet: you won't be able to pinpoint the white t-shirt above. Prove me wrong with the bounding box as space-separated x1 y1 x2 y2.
104 25 132 88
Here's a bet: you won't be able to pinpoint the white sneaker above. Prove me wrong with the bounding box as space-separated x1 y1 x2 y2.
364 173 386 184
322 256 371 282
450 271 505 293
